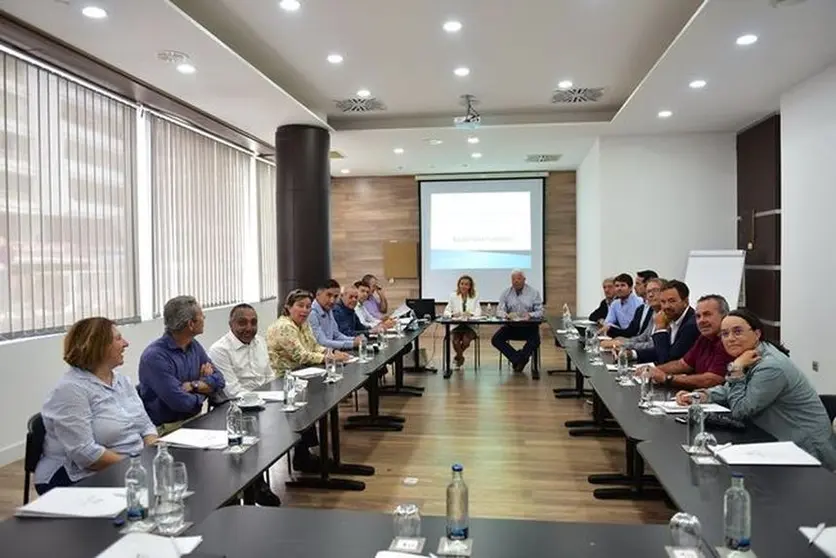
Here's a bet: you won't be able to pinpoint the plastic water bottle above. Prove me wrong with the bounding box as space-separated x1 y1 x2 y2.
724 473 751 551
617 348 630 380
687 392 705 450
446 464 469 540
226 401 243 447
639 367 653 406
359 338 368 361
125 454 148 522
151 443 174 512
485 303 493 318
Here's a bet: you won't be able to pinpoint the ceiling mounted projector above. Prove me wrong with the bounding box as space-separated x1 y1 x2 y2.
454 94 481 129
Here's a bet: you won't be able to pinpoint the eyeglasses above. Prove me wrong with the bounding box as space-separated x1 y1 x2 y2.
645 288 661 295
720 326 752 339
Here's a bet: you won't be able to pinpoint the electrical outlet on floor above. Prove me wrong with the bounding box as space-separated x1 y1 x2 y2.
812 361 820 373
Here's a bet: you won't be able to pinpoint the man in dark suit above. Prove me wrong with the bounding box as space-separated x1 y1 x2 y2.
632 280 699 365
589 277 615 323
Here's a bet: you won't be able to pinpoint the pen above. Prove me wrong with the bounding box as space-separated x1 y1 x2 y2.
809 522 826 546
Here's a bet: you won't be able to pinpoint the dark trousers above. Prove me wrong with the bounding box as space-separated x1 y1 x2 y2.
491 324 540 367
35 466 74 495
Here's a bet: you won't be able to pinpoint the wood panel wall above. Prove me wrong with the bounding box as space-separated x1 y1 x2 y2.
330 172 577 312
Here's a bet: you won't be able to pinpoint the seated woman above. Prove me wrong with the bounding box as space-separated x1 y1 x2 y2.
266 289 349 472
676 309 836 470
35 317 158 494
442 275 482 378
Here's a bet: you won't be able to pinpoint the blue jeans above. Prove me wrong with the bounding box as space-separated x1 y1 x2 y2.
35 466 74 495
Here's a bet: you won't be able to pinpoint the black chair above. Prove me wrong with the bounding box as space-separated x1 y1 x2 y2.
23 413 46 504
820 395 836 423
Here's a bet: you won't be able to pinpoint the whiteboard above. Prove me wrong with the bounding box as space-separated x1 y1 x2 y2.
683 250 745 309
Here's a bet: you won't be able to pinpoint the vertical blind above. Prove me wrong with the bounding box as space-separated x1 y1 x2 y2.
149 116 250 314
0 53 138 338
256 159 277 300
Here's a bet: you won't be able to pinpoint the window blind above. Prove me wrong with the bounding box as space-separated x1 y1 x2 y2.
256 159 277 301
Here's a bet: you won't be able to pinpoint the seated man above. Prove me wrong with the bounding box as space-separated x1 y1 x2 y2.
139 296 225 434
207 303 281 507
308 279 364 350
606 270 658 339
643 294 731 390
334 284 382 337
588 277 615 324
631 280 699 365
603 277 663 351
361 274 390 321
354 280 394 330
491 270 543 378
602 273 643 332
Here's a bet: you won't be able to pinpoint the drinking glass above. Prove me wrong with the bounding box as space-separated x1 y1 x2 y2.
282 375 297 411
172 462 188 499
324 349 336 376
294 379 308 407
692 431 718 456
359 338 369 362
669 512 703 549
393 503 422 537
241 416 259 446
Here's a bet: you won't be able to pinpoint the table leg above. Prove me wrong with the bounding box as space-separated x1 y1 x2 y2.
328 407 375 477
380 353 424 396
592 439 665 500
443 323 452 379
566 391 623 437
554 369 594 399
344 374 405 432
402 336 438 374
284 415 366 492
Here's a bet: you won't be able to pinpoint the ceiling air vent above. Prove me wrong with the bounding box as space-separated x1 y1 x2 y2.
525 154 562 163
551 87 604 104
334 97 387 113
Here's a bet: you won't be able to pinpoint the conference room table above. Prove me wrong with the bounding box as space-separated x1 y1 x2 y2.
546 316 835 556
191 506 675 558
437 316 543 375
0 324 427 557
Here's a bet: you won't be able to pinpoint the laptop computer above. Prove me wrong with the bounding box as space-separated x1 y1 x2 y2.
406 298 437 320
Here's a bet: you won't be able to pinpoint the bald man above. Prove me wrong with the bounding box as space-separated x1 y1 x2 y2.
492 270 544 378
333 284 382 337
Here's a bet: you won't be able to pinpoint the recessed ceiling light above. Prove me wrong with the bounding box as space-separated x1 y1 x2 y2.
471 152 483 159
453 67 470 77
340 169 351 174
443 20 462 33
689 79 707 89
279 0 301 11
736 34 758 46
356 89 371 98
467 136 479 144
327 54 344 64
81 6 108 19
176 63 196 75
393 147 405 154
557 80 573 90
657 110 673 119
427 139 443 146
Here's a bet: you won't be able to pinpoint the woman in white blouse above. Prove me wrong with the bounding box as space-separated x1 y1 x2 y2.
443 275 482 373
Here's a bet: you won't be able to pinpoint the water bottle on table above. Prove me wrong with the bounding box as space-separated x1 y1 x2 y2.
724 473 751 551
686 392 705 452
446 463 469 540
227 400 244 451
617 348 630 381
125 454 148 523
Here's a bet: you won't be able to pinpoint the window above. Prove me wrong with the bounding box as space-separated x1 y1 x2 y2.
0 53 138 338
149 116 250 313
256 159 277 300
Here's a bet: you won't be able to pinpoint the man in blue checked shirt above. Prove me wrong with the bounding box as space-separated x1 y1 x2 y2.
492 270 544 379
602 273 643 332
139 295 225 434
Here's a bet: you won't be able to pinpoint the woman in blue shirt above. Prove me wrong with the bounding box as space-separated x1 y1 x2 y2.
35 317 158 494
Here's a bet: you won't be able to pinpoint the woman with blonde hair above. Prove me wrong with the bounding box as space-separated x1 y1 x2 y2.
442 274 482 378
35 317 157 494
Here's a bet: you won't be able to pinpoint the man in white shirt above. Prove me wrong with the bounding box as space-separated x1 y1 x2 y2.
354 280 394 330
208 303 281 507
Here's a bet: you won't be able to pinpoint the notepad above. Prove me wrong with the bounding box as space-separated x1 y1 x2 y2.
800 526 836 557
16 487 127 518
713 441 821 466
291 367 327 379
651 401 730 414
95 533 203 558
256 390 285 402
160 428 228 450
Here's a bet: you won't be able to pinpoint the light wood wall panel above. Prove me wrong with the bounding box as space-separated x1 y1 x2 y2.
331 172 576 311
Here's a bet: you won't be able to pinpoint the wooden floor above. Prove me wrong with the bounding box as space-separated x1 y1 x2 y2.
0 326 671 524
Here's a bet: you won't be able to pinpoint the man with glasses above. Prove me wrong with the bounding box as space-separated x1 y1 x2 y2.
603 277 664 351
641 294 731 390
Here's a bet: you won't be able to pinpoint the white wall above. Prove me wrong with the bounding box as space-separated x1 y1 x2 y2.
0 300 279 466
781 62 836 392
576 133 738 313
576 139 603 314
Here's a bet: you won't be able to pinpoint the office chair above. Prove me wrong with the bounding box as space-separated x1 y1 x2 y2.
820 394 836 423
23 413 46 504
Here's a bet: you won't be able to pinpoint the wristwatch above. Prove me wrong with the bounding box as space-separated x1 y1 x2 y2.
664 374 673 388
191 380 200 391
727 362 743 374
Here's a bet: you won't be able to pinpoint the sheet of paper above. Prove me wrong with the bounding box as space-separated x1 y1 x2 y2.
715 441 821 466
16 487 126 518
257 390 285 401
160 428 228 450
291 367 326 379
95 533 203 558
390 303 412 318
345 356 359 363
651 401 730 414
800 526 836 558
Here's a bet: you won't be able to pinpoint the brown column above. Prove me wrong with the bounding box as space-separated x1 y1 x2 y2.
275 124 331 300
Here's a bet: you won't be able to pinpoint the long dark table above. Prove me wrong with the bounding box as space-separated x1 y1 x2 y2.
191 506 674 558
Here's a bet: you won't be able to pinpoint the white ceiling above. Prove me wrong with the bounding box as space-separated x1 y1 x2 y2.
2 0 836 176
